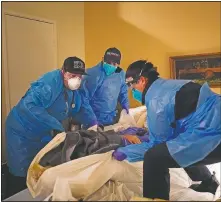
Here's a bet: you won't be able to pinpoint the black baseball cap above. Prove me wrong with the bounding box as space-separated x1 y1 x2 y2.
63 56 87 75
104 47 121 65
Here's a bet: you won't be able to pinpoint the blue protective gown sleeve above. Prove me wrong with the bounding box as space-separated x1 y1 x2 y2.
118 71 129 110
17 82 64 132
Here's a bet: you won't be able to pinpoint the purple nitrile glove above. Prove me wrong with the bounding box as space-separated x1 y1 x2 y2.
119 127 147 136
90 120 98 127
122 106 129 114
112 150 127 161
139 135 149 142
121 134 149 146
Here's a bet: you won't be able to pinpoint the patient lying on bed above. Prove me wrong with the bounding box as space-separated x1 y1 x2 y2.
39 127 149 168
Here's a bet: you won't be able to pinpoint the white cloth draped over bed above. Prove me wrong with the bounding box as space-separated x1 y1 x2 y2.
27 106 221 201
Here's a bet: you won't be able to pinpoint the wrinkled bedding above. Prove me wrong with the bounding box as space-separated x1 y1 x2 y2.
39 130 123 167
26 106 221 201
27 148 220 201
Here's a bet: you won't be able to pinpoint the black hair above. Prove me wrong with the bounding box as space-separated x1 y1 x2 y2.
126 60 159 80
126 60 160 104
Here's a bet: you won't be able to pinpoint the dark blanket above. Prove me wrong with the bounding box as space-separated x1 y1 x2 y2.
39 130 123 167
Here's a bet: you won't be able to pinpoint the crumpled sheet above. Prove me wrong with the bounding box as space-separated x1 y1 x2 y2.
27 106 220 201
27 147 220 201
27 150 142 201
27 106 147 198
103 106 147 132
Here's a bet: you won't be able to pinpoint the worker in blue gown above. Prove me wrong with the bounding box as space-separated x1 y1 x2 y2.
5 56 87 196
116 60 221 200
74 47 129 130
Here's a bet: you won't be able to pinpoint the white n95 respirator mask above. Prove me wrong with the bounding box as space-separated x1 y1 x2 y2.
68 77 81 90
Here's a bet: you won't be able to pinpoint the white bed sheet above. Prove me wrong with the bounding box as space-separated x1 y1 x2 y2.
85 162 221 201
27 106 220 201
28 148 220 201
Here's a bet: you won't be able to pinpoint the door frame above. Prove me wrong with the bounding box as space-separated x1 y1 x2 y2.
2 10 58 115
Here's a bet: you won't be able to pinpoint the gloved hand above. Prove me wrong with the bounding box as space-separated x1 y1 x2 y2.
122 106 129 114
112 150 127 161
87 124 98 131
122 134 141 144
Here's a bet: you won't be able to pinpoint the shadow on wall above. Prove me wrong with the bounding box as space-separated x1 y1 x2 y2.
84 2 175 107
118 2 220 52
85 2 221 102
117 2 221 77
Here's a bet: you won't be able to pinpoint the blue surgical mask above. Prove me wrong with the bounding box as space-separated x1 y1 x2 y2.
132 89 142 103
103 63 117 76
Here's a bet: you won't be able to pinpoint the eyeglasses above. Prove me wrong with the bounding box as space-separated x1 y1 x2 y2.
126 80 138 88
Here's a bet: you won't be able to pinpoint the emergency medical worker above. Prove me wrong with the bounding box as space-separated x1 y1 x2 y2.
5 57 86 191
76 48 129 130
117 60 220 200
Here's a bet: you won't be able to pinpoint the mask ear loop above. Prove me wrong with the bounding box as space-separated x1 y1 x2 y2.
140 61 157 105
142 61 157 77
126 61 146 87
126 61 148 89
136 61 147 82
138 62 146 77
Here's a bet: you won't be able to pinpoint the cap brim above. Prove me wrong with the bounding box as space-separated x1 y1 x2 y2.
70 71 88 75
82 72 88 75
104 59 120 65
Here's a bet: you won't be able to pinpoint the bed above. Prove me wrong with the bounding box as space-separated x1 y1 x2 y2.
26 106 221 201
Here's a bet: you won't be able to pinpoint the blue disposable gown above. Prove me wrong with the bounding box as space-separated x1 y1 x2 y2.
75 63 129 128
5 70 81 177
116 78 221 167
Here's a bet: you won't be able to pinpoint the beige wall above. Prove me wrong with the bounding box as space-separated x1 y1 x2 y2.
2 67 7 163
2 2 85 163
84 2 221 107
2 2 85 64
